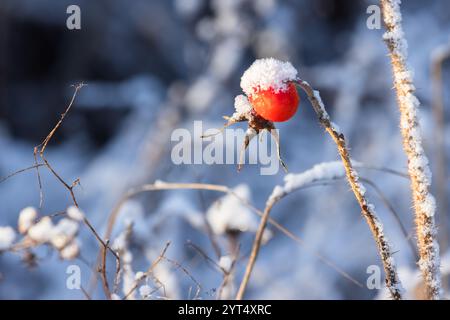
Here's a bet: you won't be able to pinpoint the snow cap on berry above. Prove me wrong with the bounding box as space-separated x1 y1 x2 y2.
240 58 298 97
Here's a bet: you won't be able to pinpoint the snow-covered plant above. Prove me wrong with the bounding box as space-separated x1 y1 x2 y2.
0 206 83 261
202 58 301 171
380 0 442 299
206 184 271 243
207 58 404 300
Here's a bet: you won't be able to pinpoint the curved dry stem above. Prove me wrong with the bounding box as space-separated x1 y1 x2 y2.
279 79 403 299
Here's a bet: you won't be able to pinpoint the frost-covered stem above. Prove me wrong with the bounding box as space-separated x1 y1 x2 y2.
295 79 403 299
380 0 442 299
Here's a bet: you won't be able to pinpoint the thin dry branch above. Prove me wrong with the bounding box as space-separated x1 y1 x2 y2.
123 241 171 300
381 0 442 299
33 147 44 208
33 82 120 299
163 255 202 299
187 242 225 274
100 239 112 299
0 164 45 184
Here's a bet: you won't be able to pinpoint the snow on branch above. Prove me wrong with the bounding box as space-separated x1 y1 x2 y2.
268 161 347 202
380 0 442 299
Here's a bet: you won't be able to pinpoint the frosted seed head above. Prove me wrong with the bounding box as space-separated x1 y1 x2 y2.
28 216 54 243
60 241 80 260
0 226 16 250
67 206 85 222
18 207 38 234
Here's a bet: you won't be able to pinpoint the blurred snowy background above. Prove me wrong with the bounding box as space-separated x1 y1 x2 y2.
1 0 450 299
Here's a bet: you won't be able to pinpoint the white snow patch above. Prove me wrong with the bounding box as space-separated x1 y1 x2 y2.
139 284 152 299
207 184 255 234
206 184 272 242
60 240 80 260
419 194 436 218
135 271 145 281
67 206 85 222
28 216 54 243
240 58 298 97
50 218 79 250
18 206 38 234
234 94 252 115
219 255 233 273
0 226 16 250
282 161 345 193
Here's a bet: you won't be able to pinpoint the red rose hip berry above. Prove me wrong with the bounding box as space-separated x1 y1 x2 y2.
249 83 299 122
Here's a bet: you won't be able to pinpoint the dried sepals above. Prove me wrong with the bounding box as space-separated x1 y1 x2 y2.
202 100 287 172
